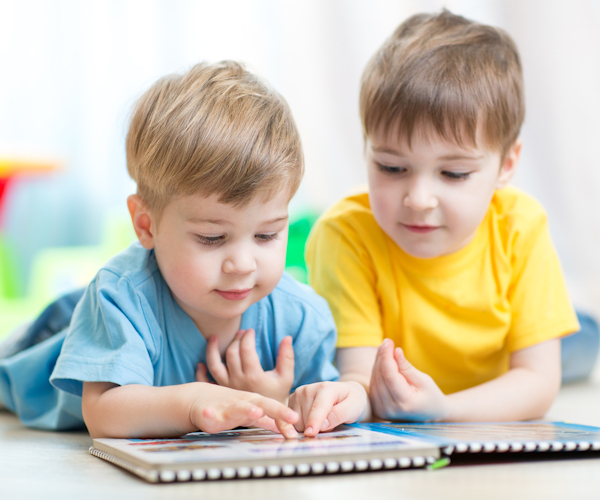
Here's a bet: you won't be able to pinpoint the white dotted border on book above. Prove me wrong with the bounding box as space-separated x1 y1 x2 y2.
441 440 600 456
89 447 437 483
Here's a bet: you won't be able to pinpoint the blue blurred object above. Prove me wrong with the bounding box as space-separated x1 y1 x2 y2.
561 311 600 384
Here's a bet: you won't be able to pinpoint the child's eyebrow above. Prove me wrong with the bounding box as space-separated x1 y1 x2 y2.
371 145 401 155
185 215 288 225
438 154 484 161
261 216 289 224
186 217 233 226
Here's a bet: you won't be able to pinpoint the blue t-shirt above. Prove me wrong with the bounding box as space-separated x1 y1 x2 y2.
0 242 339 430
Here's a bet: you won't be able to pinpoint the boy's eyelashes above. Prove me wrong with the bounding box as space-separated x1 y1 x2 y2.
376 163 407 175
255 233 279 242
376 163 472 181
195 234 225 245
441 171 472 181
194 233 279 246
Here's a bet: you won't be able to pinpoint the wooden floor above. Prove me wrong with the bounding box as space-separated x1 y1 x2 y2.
3 371 600 500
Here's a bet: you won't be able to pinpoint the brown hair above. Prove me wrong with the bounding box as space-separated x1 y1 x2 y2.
126 61 304 218
360 10 524 156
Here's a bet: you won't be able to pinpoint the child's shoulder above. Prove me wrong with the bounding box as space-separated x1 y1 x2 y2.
490 186 551 256
491 186 548 231
96 241 160 289
318 190 372 222
313 190 382 237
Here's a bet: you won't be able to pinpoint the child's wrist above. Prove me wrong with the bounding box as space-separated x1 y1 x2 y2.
434 394 454 422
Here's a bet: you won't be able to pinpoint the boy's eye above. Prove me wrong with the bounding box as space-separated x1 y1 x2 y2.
442 171 471 181
377 163 406 175
196 235 225 245
255 233 279 242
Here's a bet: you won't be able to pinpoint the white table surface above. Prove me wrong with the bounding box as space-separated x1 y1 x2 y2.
3 373 600 500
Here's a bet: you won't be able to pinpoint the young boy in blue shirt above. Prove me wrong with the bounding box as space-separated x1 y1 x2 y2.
0 61 367 438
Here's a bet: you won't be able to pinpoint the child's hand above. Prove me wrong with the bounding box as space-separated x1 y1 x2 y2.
370 339 449 421
190 383 299 439
200 329 295 404
288 381 368 437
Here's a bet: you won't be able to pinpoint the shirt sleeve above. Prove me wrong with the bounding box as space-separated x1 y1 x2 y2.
306 215 385 348
507 213 580 352
50 272 160 396
291 305 340 388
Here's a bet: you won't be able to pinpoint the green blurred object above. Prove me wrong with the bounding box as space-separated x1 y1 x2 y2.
0 234 20 299
285 211 320 284
0 212 136 339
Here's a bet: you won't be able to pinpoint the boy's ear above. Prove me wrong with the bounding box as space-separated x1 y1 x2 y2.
496 139 522 189
127 194 156 250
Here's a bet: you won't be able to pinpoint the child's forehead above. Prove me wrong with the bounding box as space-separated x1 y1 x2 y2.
368 120 499 157
168 190 291 222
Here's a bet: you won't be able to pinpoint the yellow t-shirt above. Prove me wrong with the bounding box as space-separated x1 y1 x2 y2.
306 186 579 394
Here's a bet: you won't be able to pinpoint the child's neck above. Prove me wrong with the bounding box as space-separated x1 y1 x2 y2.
190 312 243 357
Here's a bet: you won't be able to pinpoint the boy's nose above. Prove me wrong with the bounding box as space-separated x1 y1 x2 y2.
222 250 257 275
403 181 438 211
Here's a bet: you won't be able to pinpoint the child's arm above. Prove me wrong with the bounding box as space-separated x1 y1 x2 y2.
370 338 561 422
81 380 299 439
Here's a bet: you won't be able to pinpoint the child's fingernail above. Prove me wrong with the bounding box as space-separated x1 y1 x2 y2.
305 426 313 435
283 425 298 439
321 419 329 430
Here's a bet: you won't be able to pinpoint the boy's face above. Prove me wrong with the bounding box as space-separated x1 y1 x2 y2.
365 128 520 259
130 190 289 333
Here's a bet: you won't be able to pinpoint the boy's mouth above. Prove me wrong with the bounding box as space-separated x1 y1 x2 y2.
215 288 253 300
401 224 439 234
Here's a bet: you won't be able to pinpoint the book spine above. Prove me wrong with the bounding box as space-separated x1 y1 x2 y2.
89 447 436 483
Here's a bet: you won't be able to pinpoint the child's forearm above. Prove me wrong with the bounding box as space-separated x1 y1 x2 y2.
336 346 378 422
82 382 206 439
443 366 561 422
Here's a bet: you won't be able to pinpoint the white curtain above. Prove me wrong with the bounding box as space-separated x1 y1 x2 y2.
1 0 599 314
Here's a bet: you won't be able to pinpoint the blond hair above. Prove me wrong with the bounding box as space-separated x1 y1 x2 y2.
126 61 303 217
360 10 524 156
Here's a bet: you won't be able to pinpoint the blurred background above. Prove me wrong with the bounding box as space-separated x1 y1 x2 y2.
1 0 599 335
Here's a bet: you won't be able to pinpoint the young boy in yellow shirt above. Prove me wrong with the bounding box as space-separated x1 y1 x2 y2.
306 11 586 425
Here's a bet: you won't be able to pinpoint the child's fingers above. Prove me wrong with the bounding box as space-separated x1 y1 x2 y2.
377 339 412 395
322 384 368 430
195 362 210 383
371 342 411 412
303 386 338 437
370 363 397 416
393 347 425 387
238 329 263 375
274 336 295 380
253 415 279 433
274 418 299 439
287 391 308 432
252 396 299 426
205 336 230 386
200 400 264 434
320 396 356 431
225 331 244 379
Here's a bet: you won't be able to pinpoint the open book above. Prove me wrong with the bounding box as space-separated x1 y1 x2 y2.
90 421 600 483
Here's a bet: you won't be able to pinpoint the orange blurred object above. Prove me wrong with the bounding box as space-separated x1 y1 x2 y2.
0 158 61 225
